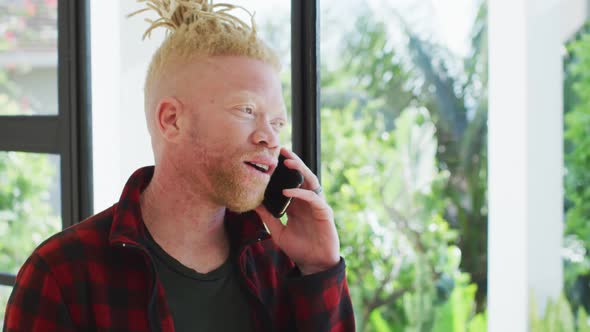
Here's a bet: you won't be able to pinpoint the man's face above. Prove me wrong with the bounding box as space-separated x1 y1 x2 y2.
170 56 287 213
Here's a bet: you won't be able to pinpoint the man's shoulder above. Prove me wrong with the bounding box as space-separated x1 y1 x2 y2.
31 204 117 268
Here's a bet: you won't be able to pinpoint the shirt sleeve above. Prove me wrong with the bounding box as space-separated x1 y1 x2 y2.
3 253 75 332
284 257 356 332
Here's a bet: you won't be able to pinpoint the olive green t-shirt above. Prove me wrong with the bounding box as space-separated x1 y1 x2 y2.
145 232 255 332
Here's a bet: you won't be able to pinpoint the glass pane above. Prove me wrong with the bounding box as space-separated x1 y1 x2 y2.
320 0 488 329
91 1 292 212
0 152 61 275
0 0 58 115
0 284 12 323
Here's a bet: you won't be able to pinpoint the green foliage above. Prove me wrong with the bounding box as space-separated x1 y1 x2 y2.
468 312 487 332
322 1 490 312
431 281 479 332
529 293 590 332
402 255 437 332
334 14 414 125
578 308 590 332
0 152 60 272
402 254 486 332
319 1 490 330
563 24 590 314
564 30 590 253
369 309 396 332
403 5 489 307
322 94 481 330
0 153 60 319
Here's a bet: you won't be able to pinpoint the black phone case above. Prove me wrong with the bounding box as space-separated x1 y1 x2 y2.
262 154 304 218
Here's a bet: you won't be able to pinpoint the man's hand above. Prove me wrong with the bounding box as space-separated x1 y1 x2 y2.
254 147 340 276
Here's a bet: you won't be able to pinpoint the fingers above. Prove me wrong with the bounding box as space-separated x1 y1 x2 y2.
282 188 331 215
254 206 285 242
280 148 321 191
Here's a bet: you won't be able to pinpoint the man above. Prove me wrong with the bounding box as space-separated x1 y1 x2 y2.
3 1 355 331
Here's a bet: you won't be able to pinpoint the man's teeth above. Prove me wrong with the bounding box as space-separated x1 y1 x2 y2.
246 162 269 172
253 163 269 172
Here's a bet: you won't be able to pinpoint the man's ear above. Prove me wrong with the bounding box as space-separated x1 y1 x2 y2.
154 96 184 143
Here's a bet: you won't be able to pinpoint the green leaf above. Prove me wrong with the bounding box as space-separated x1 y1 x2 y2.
370 310 394 332
578 307 590 332
468 312 487 332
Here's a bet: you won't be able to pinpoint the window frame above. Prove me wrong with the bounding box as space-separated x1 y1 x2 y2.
291 0 321 179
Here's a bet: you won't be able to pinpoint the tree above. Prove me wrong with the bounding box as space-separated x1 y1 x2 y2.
321 98 472 330
316 0 491 329
325 0 490 310
403 3 489 307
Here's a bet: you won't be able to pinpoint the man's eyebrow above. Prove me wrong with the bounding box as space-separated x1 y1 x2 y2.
226 91 288 117
225 90 259 101
272 105 288 121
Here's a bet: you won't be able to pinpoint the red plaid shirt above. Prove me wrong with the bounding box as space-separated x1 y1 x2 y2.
3 166 355 331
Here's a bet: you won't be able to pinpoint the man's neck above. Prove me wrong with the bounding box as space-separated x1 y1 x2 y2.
139 164 230 274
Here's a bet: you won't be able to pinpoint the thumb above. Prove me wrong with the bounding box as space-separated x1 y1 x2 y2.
254 205 285 245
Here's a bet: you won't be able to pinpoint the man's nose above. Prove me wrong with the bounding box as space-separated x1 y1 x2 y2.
251 121 280 149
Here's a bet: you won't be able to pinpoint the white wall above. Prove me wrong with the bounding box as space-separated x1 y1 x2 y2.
487 0 576 330
90 0 164 212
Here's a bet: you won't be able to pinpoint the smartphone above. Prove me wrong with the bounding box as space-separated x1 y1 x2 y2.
262 154 304 218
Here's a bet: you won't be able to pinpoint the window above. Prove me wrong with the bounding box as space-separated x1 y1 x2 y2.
320 0 488 328
0 0 91 321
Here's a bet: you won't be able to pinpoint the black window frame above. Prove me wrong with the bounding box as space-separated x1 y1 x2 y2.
291 0 321 179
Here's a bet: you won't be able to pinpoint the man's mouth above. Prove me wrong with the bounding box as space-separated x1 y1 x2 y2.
244 162 270 174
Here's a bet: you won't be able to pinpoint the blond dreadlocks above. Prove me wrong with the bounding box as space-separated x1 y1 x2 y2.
128 0 257 40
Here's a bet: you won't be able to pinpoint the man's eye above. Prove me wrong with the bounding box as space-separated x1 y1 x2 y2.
240 106 254 115
272 121 286 129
